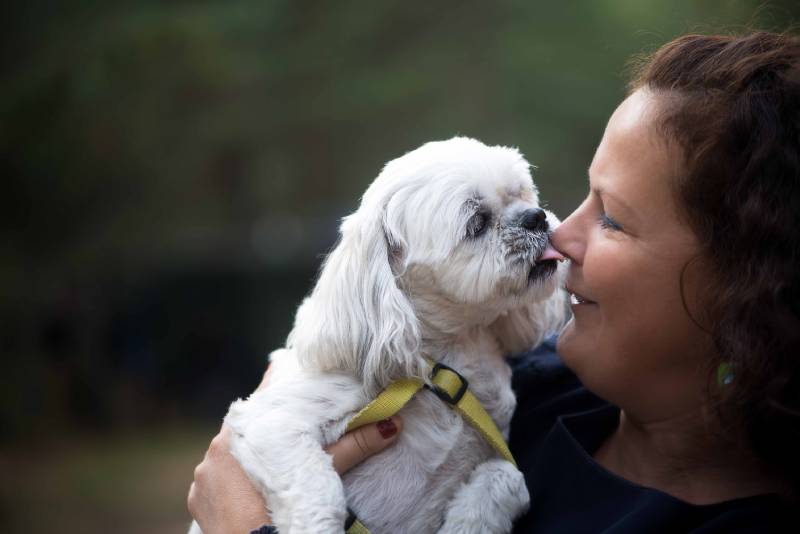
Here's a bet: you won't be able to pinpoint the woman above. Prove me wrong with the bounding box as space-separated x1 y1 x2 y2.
188 31 799 532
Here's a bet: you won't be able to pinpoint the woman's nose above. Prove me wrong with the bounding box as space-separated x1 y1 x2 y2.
551 210 586 265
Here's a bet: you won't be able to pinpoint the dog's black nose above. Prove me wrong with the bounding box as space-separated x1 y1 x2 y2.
520 208 548 232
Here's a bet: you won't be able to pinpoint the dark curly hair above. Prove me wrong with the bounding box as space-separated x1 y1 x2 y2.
630 31 800 499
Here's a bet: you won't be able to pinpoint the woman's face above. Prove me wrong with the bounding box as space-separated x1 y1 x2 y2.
552 89 713 421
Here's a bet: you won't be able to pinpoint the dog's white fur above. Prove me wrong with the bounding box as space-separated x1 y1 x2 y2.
189 137 567 534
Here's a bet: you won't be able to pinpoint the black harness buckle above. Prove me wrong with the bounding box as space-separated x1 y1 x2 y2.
426 362 469 405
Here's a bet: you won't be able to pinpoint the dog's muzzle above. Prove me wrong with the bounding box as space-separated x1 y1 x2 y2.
528 240 562 282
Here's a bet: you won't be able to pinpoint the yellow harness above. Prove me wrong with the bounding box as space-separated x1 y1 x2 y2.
343 360 517 534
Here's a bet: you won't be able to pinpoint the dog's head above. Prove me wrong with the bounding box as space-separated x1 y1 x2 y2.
289 137 567 394
372 137 565 328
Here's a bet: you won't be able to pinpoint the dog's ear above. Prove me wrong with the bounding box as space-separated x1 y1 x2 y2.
488 287 569 355
287 209 423 396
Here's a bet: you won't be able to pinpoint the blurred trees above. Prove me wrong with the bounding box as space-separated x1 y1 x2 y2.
1 0 797 440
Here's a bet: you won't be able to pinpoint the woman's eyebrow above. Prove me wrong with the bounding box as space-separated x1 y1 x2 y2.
591 184 640 224
587 169 639 220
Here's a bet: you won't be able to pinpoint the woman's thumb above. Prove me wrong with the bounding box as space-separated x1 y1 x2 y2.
327 416 403 475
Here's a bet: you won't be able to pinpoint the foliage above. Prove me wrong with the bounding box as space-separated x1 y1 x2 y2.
1 0 797 440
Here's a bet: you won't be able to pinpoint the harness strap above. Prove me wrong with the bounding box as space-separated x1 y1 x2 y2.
343 360 517 533
430 363 516 467
346 378 424 431
345 518 371 534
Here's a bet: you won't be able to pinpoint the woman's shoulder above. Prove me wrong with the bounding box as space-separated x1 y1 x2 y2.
510 336 572 381
507 336 609 458
507 339 797 534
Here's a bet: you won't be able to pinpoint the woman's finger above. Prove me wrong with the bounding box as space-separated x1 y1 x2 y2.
327 416 403 475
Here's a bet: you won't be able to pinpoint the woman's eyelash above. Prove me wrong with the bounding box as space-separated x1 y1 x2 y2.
598 213 623 231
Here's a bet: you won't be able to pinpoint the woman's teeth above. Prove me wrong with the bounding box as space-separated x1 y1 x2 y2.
568 291 593 305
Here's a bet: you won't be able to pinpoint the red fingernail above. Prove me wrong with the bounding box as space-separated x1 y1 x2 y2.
376 418 397 439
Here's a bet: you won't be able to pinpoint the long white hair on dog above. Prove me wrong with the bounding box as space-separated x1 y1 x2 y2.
488 293 568 355
286 160 428 398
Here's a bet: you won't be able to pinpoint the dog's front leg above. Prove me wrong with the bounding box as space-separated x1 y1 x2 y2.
438 459 530 534
225 390 352 534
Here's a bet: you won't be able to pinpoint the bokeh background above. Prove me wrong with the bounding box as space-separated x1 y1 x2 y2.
2 1 798 532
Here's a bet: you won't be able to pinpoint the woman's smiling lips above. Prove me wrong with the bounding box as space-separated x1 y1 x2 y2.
565 285 597 306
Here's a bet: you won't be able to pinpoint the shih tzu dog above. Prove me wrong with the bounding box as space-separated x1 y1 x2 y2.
190 136 567 534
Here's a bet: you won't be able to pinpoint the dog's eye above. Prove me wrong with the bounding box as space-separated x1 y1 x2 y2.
466 211 490 238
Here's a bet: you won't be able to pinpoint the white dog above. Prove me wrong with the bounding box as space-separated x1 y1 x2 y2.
190 136 567 534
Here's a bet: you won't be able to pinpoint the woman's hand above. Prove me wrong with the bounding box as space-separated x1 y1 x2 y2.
188 425 272 533
187 366 403 534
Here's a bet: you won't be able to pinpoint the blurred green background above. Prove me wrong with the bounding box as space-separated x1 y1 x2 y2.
1 1 797 532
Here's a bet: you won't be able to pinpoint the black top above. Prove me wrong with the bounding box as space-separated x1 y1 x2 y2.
508 338 793 533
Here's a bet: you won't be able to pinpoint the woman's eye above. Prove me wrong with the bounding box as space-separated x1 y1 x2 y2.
598 213 623 232
467 212 489 238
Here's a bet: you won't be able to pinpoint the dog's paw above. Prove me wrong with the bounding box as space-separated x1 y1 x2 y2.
474 459 530 521
439 459 530 534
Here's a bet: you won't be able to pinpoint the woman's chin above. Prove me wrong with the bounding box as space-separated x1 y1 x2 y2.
556 317 592 375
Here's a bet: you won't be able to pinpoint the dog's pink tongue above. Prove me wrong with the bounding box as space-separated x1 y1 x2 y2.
539 244 565 262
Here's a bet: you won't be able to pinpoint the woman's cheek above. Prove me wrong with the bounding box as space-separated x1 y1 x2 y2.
582 233 626 296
